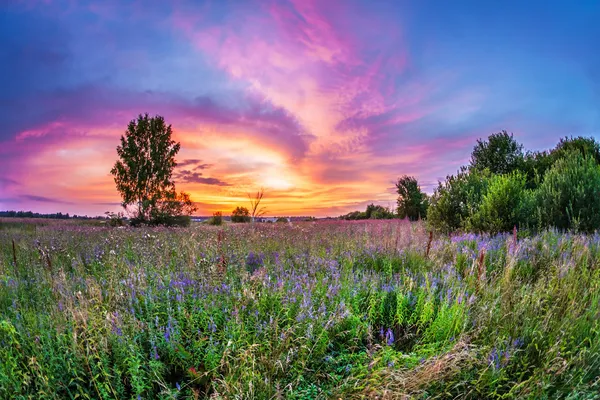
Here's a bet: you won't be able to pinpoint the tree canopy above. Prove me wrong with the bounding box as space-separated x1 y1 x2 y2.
428 132 600 234
469 130 524 174
396 175 428 221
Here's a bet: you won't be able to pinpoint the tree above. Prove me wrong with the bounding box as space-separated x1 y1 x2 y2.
395 175 428 220
231 206 251 223
470 131 524 174
365 204 394 219
110 113 196 225
552 136 600 165
248 188 266 222
535 151 600 232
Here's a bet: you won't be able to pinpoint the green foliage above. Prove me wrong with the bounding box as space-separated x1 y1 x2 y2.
552 136 600 165
427 168 490 233
339 204 394 220
366 204 394 219
396 175 428 220
231 206 251 223
276 217 289 223
208 211 223 226
429 134 600 234
535 151 600 232
466 172 533 234
149 191 196 226
339 210 367 220
470 130 524 174
110 114 196 226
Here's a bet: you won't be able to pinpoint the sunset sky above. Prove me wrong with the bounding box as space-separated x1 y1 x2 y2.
1 0 599 217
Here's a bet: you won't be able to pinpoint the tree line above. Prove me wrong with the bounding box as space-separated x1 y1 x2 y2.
105 114 600 233
340 131 600 234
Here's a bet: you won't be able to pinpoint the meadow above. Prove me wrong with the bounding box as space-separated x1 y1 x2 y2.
1 218 599 399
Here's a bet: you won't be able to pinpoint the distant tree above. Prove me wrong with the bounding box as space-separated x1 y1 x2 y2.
276 217 289 223
339 210 366 220
365 203 394 219
110 113 196 226
470 131 524 174
231 206 251 223
396 176 428 220
248 188 266 223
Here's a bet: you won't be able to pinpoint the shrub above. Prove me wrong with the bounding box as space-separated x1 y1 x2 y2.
466 172 533 233
105 211 125 227
231 206 251 223
208 212 223 226
427 168 490 233
276 217 288 223
535 151 600 232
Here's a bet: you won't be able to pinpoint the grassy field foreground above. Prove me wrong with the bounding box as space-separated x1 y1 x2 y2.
1 219 600 399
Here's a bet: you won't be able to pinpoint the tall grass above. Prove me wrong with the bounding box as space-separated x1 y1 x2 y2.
1 219 599 399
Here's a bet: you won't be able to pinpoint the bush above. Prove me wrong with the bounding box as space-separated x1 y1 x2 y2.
208 212 223 226
150 215 191 227
105 211 125 227
276 217 288 223
427 168 490 233
231 206 251 223
466 172 533 233
535 151 600 232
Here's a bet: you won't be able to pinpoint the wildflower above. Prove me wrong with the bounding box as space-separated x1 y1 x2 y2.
385 328 395 346
176 382 181 391
488 347 500 370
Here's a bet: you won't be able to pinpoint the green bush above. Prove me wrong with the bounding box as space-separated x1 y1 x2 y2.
208 211 223 226
427 168 491 233
535 151 600 232
466 172 533 234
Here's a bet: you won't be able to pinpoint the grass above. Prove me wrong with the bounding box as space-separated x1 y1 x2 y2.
1 218 600 399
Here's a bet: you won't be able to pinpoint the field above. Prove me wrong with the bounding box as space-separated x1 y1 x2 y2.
1 219 600 399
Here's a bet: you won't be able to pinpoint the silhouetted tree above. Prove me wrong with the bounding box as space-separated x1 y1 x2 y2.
231 206 251 223
396 175 428 220
110 113 196 225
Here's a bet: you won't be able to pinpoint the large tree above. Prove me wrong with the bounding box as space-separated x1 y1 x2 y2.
470 130 524 174
110 113 196 225
396 175 428 221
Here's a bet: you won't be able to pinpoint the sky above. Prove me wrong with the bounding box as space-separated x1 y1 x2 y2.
1 0 599 217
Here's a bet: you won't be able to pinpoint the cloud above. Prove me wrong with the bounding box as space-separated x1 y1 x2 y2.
175 170 231 186
20 194 74 204
0 177 19 188
176 159 212 169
